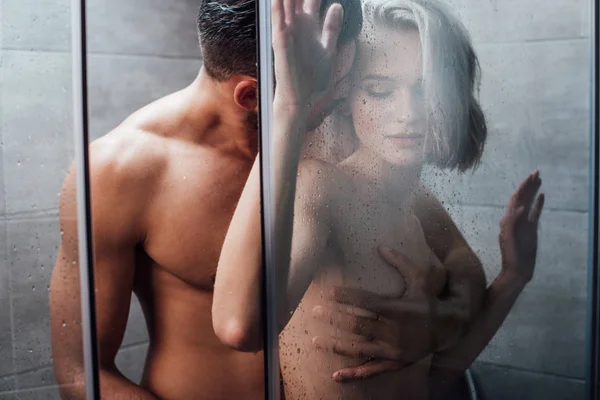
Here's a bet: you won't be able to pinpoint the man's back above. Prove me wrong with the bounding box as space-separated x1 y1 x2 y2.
50 84 265 400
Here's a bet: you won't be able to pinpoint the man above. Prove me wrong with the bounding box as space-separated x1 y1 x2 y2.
49 0 362 399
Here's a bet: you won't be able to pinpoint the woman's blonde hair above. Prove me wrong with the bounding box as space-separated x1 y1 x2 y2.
364 0 487 171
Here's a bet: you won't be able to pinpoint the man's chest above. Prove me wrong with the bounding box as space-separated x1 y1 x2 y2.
142 161 250 290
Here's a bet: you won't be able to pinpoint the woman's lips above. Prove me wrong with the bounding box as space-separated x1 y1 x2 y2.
386 135 423 147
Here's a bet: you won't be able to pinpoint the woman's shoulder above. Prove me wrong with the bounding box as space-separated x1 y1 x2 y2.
296 158 351 204
298 157 343 179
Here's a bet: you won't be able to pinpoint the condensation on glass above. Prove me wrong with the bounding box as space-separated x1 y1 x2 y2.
0 0 85 398
259 0 596 399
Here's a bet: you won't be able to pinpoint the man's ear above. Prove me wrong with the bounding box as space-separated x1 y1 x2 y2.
234 79 258 112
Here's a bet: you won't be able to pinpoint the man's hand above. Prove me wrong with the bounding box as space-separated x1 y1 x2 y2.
499 170 545 286
311 248 470 381
272 0 344 111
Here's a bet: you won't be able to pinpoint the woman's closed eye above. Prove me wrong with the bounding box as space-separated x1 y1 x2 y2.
364 82 394 99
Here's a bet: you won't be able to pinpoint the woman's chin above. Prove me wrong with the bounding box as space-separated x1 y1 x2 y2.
381 150 425 168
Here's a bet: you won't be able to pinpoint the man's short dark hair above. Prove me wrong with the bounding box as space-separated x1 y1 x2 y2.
197 0 363 82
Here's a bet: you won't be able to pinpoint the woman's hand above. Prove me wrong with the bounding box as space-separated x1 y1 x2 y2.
272 0 344 112
499 170 545 286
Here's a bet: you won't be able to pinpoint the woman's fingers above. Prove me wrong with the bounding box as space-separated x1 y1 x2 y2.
320 3 343 51
283 0 296 25
509 170 541 211
378 246 418 290
313 336 401 360
529 192 545 224
272 0 285 31
328 286 391 315
312 305 379 338
304 0 321 15
332 360 404 382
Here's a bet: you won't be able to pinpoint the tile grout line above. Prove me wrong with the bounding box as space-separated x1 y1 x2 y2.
0 339 149 380
0 47 202 62
475 360 585 382
119 339 150 350
0 203 591 219
475 35 590 46
0 34 591 57
1 208 59 221
0 383 62 395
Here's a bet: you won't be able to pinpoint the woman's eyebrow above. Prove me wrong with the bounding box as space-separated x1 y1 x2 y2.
362 73 395 81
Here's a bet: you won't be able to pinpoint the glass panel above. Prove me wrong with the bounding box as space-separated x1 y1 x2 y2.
85 1 202 392
255 0 595 399
0 0 84 398
84 0 267 399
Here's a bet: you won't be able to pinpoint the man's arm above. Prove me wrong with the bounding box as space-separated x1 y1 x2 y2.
50 152 158 399
415 185 487 322
315 173 543 384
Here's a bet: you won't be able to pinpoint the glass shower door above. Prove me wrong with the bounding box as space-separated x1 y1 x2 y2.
0 0 84 398
257 0 597 399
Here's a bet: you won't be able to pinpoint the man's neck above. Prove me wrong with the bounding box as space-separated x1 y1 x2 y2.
183 69 258 160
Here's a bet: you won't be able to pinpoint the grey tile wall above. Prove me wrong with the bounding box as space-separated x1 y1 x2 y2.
121 296 149 347
449 206 588 378
0 376 17 398
1 0 71 52
0 0 202 397
0 50 73 215
0 221 14 378
471 362 585 400
86 0 202 57
1 0 201 58
423 38 591 211
447 0 588 43
115 343 150 384
420 3 591 397
87 54 201 140
0 0 594 399
7 218 59 373
0 388 60 400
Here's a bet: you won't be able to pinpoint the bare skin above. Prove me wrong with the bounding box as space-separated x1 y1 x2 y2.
278 157 454 400
49 69 265 400
214 0 546 399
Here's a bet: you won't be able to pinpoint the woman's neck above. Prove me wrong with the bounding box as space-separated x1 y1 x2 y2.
340 146 423 208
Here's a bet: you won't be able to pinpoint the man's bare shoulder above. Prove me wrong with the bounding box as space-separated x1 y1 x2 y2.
90 127 168 188
83 128 172 237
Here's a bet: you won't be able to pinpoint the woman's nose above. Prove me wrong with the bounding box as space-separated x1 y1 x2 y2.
395 89 424 125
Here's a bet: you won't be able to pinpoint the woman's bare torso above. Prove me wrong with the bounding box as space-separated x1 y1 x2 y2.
280 161 443 400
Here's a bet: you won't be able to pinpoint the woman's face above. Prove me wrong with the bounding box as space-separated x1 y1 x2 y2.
350 26 427 167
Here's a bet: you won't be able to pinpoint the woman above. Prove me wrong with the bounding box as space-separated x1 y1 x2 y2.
214 0 545 399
